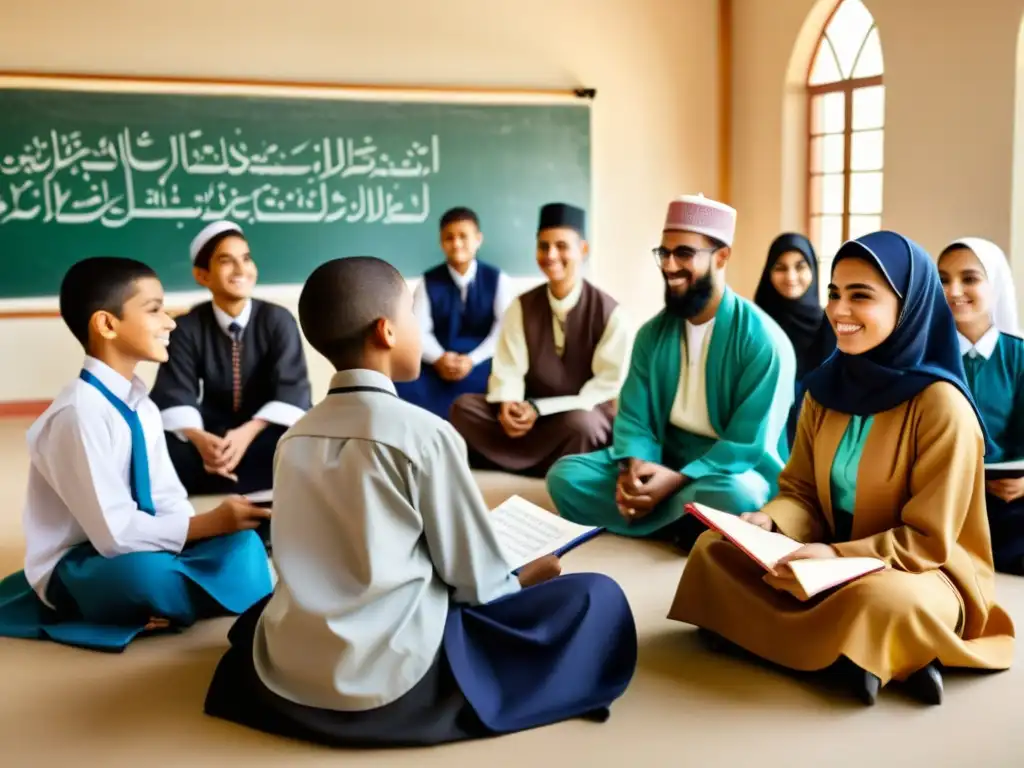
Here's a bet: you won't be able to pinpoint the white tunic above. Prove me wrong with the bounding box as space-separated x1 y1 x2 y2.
254 368 521 712
668 319 719 439
485 279 635 415
22 357 193 604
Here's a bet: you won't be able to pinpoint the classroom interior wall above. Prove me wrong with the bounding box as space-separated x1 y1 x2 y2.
729 0 1024 300
0 0 720 404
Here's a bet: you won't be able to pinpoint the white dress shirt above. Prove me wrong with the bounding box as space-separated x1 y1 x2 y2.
669 319 719 438
412 261 515 365
161 299 307 436
958 326 1000 359
486 280 634 416
254 369 520 711
22 357 193 605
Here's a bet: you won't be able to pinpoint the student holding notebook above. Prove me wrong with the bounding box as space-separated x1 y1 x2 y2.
939 238 1024 574
204 256 637 747
669 232 1015 706
0 258 272 651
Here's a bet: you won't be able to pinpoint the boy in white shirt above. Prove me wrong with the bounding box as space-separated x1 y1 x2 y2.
0 257 273 652
204 256 637 747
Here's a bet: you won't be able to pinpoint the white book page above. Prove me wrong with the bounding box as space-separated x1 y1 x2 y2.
245 489 274 505
787 557 884 599
985 459 1024 470
689 503 803 571
490 495 598 570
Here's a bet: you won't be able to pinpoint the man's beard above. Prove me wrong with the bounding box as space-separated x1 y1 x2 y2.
663 267 715 319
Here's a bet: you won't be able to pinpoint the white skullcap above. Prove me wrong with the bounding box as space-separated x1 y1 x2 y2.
190 221 243 264
663 193 737 246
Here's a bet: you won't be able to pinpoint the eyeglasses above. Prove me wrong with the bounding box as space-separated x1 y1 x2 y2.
651 245 720 267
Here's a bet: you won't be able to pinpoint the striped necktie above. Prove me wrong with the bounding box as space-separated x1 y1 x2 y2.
229 321 243 412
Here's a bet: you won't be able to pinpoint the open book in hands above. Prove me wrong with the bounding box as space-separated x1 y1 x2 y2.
684 502 884 601
489 495 603 572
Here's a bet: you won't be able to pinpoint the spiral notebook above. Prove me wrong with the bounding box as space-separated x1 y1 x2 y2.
489 495 603 572
685 502 884 601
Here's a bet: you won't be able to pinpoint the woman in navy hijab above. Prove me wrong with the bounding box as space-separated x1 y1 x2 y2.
670 232 1014 707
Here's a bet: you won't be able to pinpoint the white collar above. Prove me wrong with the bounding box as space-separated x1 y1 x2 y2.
547 279 583 320
212 300 252 336
446 260 478 289
82 356 149 407
958 326 1000 359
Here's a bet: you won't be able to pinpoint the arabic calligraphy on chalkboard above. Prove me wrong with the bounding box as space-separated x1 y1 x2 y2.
0 129 440 227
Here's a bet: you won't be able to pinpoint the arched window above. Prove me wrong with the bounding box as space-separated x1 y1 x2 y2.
807 0 884 279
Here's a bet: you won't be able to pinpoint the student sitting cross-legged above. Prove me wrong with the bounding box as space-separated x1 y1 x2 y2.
204 256 637 747
0 257 273 652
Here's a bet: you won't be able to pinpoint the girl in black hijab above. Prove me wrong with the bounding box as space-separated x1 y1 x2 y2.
755 233 837 382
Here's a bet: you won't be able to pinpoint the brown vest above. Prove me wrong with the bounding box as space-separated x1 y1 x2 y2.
520 280 618 400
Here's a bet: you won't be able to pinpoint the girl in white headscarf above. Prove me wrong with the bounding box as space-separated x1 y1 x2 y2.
939 238 1024 574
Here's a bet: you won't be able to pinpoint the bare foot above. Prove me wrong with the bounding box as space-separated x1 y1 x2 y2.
144 617 171 632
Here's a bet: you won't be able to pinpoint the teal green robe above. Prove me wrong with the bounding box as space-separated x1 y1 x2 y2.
830 414 874 542
962 332 1024 463
546 287 797 537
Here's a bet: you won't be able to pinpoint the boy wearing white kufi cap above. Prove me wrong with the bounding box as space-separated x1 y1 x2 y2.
151 221 312 504
547 194 797 548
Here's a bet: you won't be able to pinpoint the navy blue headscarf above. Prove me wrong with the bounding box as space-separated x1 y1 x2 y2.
803 231 990 450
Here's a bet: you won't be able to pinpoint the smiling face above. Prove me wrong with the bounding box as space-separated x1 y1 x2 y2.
770 250 814 299
536 226 587 284
193 234 258 301
99 276 177 364
938 246 992 330
825 257 901 355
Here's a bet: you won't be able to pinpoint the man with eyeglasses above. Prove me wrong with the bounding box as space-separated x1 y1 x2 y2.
546 194 796 550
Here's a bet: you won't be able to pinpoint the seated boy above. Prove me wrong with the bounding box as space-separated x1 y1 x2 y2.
0 257 273 652
395 207 514 419
450 203 634 477
151 221 312 495
204 256 637 747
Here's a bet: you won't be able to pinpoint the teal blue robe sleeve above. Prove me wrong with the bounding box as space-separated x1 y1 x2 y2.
608 323 665 464
680 328 793 481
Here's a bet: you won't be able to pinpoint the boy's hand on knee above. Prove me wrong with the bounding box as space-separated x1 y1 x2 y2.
616 461 684 520
185 429 229 469
517 554 562 588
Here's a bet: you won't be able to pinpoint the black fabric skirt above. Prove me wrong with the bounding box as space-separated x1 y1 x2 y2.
987 493 1024 575
204 595 491 748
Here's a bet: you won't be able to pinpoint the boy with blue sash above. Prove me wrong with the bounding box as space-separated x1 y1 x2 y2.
0 257 273 652
396 207 513 419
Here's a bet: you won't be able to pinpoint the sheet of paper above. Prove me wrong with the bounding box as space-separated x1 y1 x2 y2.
245 489 273 505
785 557 885 600
688 502 803 572
489 495 599 570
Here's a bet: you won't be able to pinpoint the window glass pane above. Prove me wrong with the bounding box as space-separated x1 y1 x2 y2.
810 134 846 173
811 214 844 300
811 91 846 135
852 85 885 130
809 39 842 86
852 26 883 78
850 129 884 171
810 174 845 216
850 171 883 214
848 215 881 240
826 1 875 78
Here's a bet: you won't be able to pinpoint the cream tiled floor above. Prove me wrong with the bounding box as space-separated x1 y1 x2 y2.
0 417 1022 766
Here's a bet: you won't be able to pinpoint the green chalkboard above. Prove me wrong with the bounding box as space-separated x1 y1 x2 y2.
0 86 591 298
